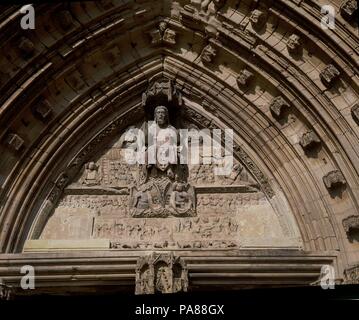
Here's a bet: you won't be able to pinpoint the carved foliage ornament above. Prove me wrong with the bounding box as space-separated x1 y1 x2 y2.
135 253 188 295
299 130 321 150
269 96 290 119
142 79 182 107
323 170 346 190
342 215 359 233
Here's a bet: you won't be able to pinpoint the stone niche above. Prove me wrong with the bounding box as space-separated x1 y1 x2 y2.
28 87 302 252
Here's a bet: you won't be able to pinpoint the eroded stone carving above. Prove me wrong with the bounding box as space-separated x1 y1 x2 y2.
237 69 254 87
344 265 359 284
4 133 24 151
320 64 340 87
351 104 359 125
142 79 182 107
249 9 267 30
287 34 302 55
49 173 69 203
323 170 346 190
19 37 35 58
0 279 12 300
299 130 321 150
149 22 176 46
56 10 74 31
200 44 217 63
342 215 359 233
135 253 188 295
269 96 290 119
340 0 358 21
32 99 52 120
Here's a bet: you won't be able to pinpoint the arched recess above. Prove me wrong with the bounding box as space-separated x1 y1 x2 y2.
0 0 358 293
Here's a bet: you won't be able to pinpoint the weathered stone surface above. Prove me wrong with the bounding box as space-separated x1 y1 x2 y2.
323 170 346 190
351 104 359 125
237 69 254 87
320 64 340 87
299 130 321 150
4 133 24 151
269 96 290 119
249 9 267 30
340 0 358 21
287 34 302 55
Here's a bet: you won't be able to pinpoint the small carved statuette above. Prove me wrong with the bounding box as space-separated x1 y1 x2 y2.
149 22 176 46
320 64 340 87
323 170 346 190
81 162 100 186
237 69 254 87
269 96 290 119
287 34 302 55
299 130 321 150
200 44 216 63
135 253 188 295
56 10 74 31
249 9 267 30
340 0 358 21
19 37 35 58
33 99 52 120
5 133 24 151
351 104 359 125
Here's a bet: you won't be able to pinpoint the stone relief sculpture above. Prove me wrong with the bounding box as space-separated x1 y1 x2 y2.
135 252 188 295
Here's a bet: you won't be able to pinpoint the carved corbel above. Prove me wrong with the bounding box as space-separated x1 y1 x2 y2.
3 132 25 152
269 96 290 119
32 98 53 121
286 34 302 55
320 64 340 87
342 215 359 240
149 22 176 46
18 36 35 58
249 9 267 30
200 43 217 63
299 130 321 150
236 69 254 87
323 170 346 190
340 0 358 21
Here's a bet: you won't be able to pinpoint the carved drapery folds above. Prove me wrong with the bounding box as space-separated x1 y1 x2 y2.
320 64 340 87
135 252 188 295
323 170 346 190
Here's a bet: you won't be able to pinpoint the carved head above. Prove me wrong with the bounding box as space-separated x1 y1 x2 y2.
154 105 169 127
